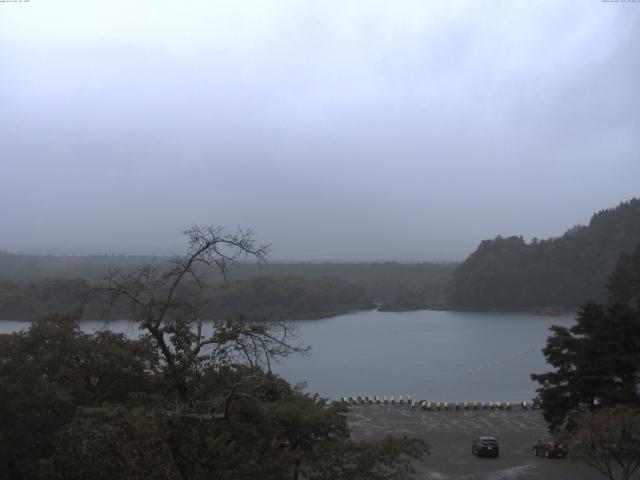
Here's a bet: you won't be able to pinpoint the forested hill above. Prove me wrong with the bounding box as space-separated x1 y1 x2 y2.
447 198 640 310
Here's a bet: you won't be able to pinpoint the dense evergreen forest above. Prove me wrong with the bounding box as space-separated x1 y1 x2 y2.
447 198 640 310
0 253 455 319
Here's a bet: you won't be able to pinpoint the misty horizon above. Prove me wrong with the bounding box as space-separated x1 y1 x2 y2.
0 197 634 263
1 1 639 261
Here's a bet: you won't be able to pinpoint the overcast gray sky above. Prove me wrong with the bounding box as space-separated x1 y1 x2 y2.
1 0 638 261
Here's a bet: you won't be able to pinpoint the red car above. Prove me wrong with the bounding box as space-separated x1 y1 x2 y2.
533 436 568 459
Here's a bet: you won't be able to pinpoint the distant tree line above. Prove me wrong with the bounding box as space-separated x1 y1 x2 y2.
447 198 640 309
205 276 372 319
0 275 373 321
0 278 90 320
0 251 457 316
377 290 430 312
0 253 456 303
224 262 456 306
0 251 158 280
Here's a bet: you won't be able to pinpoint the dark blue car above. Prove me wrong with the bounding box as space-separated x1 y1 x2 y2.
472 436 499 458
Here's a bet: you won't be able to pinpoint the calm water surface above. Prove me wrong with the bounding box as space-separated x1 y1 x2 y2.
1 309 574 402
272 309 574 402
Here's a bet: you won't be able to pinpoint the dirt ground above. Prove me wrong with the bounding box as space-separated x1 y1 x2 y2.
347 405 609 480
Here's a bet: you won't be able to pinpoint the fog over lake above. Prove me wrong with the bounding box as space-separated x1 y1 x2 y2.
2 1 639 261
1 310 573 402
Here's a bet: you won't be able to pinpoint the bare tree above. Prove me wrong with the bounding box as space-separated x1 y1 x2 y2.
95 225 306 398
570 407 640 480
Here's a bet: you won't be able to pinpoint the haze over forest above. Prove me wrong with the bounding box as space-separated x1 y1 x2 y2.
1 1 639 260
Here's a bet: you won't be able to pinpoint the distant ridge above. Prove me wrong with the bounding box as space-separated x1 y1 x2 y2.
447 198 640 310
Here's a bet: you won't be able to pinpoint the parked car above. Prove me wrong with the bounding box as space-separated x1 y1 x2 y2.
472 436 499 458
533 436 568 459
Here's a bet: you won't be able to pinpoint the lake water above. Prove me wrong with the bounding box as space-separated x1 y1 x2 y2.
0 309 574 403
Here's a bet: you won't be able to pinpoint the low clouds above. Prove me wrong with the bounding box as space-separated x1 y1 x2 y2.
1 1 638 260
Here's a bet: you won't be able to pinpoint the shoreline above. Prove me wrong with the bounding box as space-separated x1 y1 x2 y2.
0 305 577 323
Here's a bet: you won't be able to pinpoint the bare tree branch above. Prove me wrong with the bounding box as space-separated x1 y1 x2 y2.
92 225 300 401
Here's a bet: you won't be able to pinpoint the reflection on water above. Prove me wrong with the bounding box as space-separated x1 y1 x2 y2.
0 309 575 402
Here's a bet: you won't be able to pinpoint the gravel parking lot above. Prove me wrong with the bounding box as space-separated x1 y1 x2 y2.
347 405 607 480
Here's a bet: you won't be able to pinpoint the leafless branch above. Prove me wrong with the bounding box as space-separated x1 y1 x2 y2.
90 225 301 400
